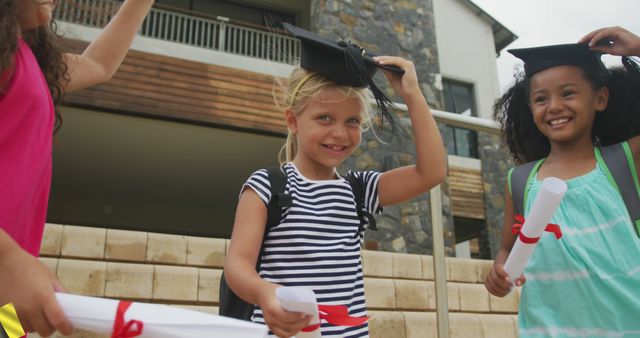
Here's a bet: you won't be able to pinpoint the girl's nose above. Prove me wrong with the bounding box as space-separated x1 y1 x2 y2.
548 95 564 113
331 125 348 139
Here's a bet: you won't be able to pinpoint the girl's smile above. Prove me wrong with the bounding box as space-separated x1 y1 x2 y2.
548 116 571 128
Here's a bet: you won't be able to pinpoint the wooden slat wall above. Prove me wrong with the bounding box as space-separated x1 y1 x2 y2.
449 166 486 220
64 39 287 135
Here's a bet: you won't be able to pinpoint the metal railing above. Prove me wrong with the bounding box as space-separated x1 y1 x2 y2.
54 0 300 64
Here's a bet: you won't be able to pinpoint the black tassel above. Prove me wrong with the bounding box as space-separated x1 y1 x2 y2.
622 56 640 78
343 43 398 135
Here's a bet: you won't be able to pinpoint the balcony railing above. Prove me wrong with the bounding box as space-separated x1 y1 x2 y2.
54 0 300 64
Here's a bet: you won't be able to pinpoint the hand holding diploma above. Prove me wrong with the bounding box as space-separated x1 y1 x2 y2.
503 177 567 283
276 287 368 338
55 293 268 337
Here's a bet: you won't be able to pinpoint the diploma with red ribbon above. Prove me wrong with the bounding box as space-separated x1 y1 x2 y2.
55 293 267 337
276 287 368 338
503 177 567 284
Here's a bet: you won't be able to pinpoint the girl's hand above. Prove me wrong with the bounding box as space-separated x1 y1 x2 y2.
579 26 640 57
258 287 312 338
373 56 421 101
0 245 73 337
484 263 526 297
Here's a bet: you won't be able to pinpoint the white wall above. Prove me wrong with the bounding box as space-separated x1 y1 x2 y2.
433 0 501 120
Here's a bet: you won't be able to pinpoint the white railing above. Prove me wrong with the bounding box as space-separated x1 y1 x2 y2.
54 0 300 64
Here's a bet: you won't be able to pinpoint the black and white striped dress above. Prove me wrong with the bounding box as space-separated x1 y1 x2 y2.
243 162 382 338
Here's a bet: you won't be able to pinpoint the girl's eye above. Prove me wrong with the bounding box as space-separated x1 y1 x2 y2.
532 96 547 105
318 115 332 122
347 118 361 126
562 91 576 98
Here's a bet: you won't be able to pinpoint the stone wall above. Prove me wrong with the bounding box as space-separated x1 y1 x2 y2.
478 133 514 258
312 0 456 255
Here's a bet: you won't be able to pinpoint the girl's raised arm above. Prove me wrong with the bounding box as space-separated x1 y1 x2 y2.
63 0 154 93
373 56 447 207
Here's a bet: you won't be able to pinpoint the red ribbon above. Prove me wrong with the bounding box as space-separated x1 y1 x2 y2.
301 305 368 332
512 214 562 244
111 301 144 338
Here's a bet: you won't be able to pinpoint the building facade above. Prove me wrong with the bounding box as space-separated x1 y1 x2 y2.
49 0 515 259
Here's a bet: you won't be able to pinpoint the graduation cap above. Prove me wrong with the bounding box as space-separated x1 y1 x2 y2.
282 23 404 131
508 43 607 78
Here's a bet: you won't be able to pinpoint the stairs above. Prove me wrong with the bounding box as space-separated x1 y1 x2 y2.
32 223 519 337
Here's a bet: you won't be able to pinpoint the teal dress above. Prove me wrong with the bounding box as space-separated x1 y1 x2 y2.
519 149 640 337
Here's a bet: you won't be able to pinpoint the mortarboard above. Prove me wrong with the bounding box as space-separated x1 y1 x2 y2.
282 23 404 131
508 43 607 78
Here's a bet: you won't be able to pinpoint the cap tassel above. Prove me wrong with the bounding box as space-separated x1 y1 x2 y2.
622 56 640 78
343 44 398 134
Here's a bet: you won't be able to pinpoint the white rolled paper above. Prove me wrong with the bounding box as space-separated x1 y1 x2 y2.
55 293 267 337
504 176 567 283
276 287 320 338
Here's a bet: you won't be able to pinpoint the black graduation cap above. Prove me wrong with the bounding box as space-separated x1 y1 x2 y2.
508 43 606 78
282 23 404 131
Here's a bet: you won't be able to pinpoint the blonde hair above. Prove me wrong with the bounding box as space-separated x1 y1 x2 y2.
277 67 373 164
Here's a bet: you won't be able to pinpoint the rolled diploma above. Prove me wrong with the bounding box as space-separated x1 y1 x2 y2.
55 293 267 338
276 287 320 338
503 176 567 283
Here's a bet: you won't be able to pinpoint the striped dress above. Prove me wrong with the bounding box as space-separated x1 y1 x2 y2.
243 162 382 338
519 161 640 337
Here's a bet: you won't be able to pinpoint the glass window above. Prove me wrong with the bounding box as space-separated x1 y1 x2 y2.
442 79 478 158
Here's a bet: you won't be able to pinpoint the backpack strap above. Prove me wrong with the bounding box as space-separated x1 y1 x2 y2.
596 142 640 236
266 166 292 230
259 166 292 265
218 166 292 321
508 160 544 217
344 172 377 232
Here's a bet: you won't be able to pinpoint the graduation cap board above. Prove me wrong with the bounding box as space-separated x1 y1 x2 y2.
283 23 404 131
508 43 606 78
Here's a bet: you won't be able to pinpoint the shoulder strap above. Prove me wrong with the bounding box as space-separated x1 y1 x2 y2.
266 166 292 229
345 172 377 232
509 160 543 217
597 142 640 235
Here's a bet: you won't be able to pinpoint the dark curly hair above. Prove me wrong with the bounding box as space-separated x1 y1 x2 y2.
0 0 70 134
493 57 640 164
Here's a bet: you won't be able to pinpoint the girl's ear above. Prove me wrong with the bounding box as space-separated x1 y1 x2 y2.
595 87 610 112
285 109 298 133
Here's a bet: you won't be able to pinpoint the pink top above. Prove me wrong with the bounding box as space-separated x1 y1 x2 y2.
0 39 55 257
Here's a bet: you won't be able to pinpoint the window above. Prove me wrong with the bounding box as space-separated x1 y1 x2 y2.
442 79 478 158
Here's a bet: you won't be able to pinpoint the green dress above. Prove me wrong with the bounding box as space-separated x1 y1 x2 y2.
519 147 640 338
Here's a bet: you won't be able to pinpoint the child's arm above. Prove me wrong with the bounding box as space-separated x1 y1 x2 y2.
225 188 311 337
0 230 73 337
372 56 447 207
63 0 155 93
579 26 640 57
485 184 526 297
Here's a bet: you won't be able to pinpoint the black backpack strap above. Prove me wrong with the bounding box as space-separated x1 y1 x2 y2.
597 142 640 236
219 166 292 321
508 160 543 217
266 166 292 230
345 172 377 232
258 166 292 267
